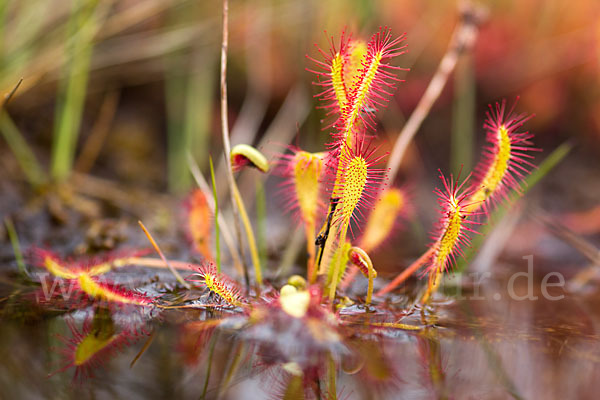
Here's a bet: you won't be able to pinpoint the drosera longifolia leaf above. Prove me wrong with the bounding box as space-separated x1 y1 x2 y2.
454 141 573 273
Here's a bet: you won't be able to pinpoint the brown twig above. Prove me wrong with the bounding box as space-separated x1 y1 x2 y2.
1 78 23 110
386 2 486 184
138 221 191 289
129 330 155 368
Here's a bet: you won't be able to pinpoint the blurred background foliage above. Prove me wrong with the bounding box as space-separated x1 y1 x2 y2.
0 0 598 203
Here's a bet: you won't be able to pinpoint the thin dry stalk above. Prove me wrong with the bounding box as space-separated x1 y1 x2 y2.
386 3 486 184
138 221 191 289
1 78 23 110
219 0 252 289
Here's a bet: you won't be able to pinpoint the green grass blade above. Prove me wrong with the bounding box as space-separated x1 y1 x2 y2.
451 53 475 174
0 111 45 186
4 217 28 277
200 331 219 400
256 180 267 270
164 2 215 194
165 60 190 193
166 60 214 193
209 156 221 272
186 56 214 173
51 0 99 181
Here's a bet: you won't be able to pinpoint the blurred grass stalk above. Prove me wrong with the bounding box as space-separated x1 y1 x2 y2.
4 217 28 277
166 61 214 193
209 156 221 272
451 52 475 174
166 3 215 194
256 181 267 269
51 0 102 181
0 108 45 187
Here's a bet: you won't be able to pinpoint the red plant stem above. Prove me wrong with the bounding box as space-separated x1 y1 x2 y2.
376 245 437 296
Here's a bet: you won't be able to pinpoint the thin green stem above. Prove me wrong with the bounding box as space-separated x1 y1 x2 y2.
209 157 221 272
327 352 337 399
256 180 267 270
4 217 27 277
201 331 219 400
328 220 348 302
0 111 45 187
51 0 99 181
451 52 475 174
232 183 263 285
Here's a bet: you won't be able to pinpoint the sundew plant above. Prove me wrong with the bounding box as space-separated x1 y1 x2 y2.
18 7 558 395
270 28 538 304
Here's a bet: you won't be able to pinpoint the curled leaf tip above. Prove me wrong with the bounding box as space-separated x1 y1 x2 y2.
231 144 269 173
348 246 376 304
348 246 376 279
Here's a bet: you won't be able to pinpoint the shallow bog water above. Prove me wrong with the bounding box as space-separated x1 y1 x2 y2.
1 262 599 400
